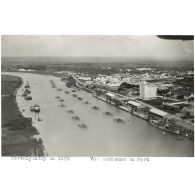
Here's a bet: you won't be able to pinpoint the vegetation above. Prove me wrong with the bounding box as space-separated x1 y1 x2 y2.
1 75 46 156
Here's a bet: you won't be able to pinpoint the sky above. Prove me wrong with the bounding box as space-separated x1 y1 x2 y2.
1 35 194 61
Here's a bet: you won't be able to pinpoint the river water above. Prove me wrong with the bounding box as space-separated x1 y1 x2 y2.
3 72 194 156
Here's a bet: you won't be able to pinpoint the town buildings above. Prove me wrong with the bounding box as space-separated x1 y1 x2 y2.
139 81 157 99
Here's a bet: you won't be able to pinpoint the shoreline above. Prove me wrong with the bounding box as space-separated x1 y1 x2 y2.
1 74 47 157
2 71 193 156
3 70 194 140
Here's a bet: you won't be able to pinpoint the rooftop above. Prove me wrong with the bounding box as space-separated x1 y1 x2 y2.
106 92 116 97
127 100 142 107
149 108 168 117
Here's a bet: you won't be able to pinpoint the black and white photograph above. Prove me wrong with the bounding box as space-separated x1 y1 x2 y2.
1 35 194 157
1 1 195 195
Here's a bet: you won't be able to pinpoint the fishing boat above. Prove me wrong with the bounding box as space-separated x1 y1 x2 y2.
103 111 113 116
25 95 32 100
67 109 74 113
30 106 34 111
22 89 31 97
59 103 66 107
25 81 30 88
72 115 80 120
30 104 40 112
113 118 125 123
34 104 40 112
78 123 88 128
91 106 100 110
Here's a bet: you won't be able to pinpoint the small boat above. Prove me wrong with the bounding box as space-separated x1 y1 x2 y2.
59 98 65 102
91 106 100 110
34 104 40 112
113 118 125 123
25 81 30 88
72 115 80 120
65 91 70 94
78 97 83 100
30 104 40 112
57 88 62 91
25 95 32 100
30 106 34 112
67 109 74 113
55 96 60 99
22 89 31 97
59 103 66 107
73 94 77 97
162 131 166 135
78 123 88 128
103 111 113 116
72 89 77 92
84 101 90 104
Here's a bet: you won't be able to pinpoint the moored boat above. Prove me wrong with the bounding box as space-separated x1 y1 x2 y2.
113 118 125 123
30 104 40 112
25 95 32 100
59 103 66 107
78 123 88 128
22 89 31 97
67 109 74 113
25 81 30 88
103 111 113 116
34 104 40 112
91 106 100 110
72 115 80 120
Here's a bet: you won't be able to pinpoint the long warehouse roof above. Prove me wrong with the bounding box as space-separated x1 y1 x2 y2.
149 108 168 117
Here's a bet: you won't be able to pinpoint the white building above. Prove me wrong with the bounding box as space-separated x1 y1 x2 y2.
140 81 157 99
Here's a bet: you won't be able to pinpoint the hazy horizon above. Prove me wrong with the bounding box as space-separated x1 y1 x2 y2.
2 56 193 68
1 35 194 63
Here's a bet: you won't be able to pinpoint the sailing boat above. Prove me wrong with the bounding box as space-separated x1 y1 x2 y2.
25 81 30 88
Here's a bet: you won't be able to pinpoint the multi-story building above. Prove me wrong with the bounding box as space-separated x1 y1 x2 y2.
140 80 157 99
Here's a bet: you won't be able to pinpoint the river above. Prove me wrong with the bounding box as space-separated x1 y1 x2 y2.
2 72 194 156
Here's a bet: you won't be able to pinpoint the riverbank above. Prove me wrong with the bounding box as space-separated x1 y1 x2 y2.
2 71 193 156
10 70 193 138
1 75 46 156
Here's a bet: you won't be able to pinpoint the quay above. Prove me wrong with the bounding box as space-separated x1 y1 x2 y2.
70 75 193 138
